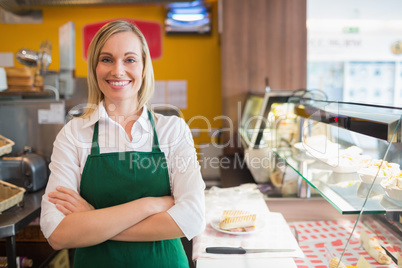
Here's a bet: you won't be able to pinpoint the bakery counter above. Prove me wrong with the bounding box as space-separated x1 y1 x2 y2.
193 184 303 268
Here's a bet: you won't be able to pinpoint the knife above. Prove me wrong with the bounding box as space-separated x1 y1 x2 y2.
206 246 296 254
381 245 398 264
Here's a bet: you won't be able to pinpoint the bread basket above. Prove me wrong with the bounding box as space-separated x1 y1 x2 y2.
0 180 25 213
0 135 14 157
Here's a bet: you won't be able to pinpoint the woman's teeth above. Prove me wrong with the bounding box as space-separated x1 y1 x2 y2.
110 81 129 86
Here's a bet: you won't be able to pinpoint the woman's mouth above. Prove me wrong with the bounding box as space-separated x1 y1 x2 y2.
107 80 131 88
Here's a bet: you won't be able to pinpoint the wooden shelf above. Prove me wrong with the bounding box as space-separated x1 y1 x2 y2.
0 91 51 98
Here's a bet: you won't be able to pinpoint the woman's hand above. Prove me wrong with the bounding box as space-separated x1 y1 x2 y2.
48 186 94 215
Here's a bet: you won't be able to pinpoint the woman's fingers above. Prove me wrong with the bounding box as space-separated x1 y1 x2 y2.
48 197 73 215
57 186 94 210
48 186 94 213
55 204 72 215
48 195 75 210
49 191 75 204
55 186 81 200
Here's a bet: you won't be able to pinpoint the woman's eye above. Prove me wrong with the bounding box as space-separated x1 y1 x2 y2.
100 58 111 63
126 58 136 63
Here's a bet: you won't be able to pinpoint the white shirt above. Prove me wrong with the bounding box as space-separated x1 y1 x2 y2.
40 102 206 241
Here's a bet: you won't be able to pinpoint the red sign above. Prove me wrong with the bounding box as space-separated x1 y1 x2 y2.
82 19 162 60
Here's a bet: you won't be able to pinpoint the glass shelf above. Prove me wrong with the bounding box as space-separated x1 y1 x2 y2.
277 100 402 219
275 147 402 215
260 99 402 265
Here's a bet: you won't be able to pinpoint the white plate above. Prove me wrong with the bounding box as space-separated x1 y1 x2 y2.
357 171 387 184
210 218 264 235
381 182 402 201
329 164 360 174
293 142 342 163
293 142 306 152
326 157 364 173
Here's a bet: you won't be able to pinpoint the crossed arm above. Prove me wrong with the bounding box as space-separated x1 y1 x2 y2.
47 186 184 250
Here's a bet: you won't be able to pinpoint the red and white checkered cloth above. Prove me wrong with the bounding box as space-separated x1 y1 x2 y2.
289 220 401 268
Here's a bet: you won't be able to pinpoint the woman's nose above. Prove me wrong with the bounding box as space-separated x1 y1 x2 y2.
112 62 125 78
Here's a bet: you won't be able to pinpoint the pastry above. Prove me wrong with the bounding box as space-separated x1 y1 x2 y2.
219 210 256 232
356 255 373 268
221 210 251 218
329 257 347 268
360 231 392 265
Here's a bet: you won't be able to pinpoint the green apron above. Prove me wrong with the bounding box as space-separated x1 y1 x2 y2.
73 110 189 268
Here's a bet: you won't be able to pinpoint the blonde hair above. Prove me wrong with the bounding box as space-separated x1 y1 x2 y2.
82 20 155 117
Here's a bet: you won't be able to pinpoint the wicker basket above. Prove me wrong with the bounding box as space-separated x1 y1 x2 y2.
0 180 25 213
0 135 14 157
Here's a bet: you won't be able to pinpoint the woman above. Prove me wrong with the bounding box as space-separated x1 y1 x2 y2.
40 20 206 267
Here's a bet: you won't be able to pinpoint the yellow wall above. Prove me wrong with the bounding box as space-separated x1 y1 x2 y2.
0 2 221 145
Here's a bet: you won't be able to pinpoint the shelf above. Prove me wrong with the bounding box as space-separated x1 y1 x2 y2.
0 91 52 99
275 148 402 215
294 101 402 142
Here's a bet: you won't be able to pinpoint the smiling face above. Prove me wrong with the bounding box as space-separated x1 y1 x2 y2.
96 31 144 108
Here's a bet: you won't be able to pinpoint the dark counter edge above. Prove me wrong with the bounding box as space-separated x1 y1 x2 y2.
0 189 45 238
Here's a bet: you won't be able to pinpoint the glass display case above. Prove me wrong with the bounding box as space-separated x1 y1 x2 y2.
238 89 299 186
276 100 402 214
272 98 402 266
239 89 297 150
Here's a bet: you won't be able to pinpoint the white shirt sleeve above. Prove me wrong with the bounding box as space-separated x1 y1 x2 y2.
164 117 206 240
40 120 87 239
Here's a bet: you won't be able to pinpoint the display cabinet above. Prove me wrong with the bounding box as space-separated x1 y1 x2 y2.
239 90 402 266
238 89 302 185
277 99 402 266
276 100 401 213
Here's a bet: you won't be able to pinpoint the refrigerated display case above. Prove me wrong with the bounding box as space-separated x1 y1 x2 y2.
238 89 327 190
272 98 402 266
238 89 300 187
238 90 298 149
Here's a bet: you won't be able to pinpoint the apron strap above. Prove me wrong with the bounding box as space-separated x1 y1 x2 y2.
91 122 100 155
147 109 161 153
91 110 160 155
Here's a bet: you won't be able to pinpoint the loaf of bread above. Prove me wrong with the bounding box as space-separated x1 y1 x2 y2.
6 76 33 86
3 67 42 92
4 67 33 77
